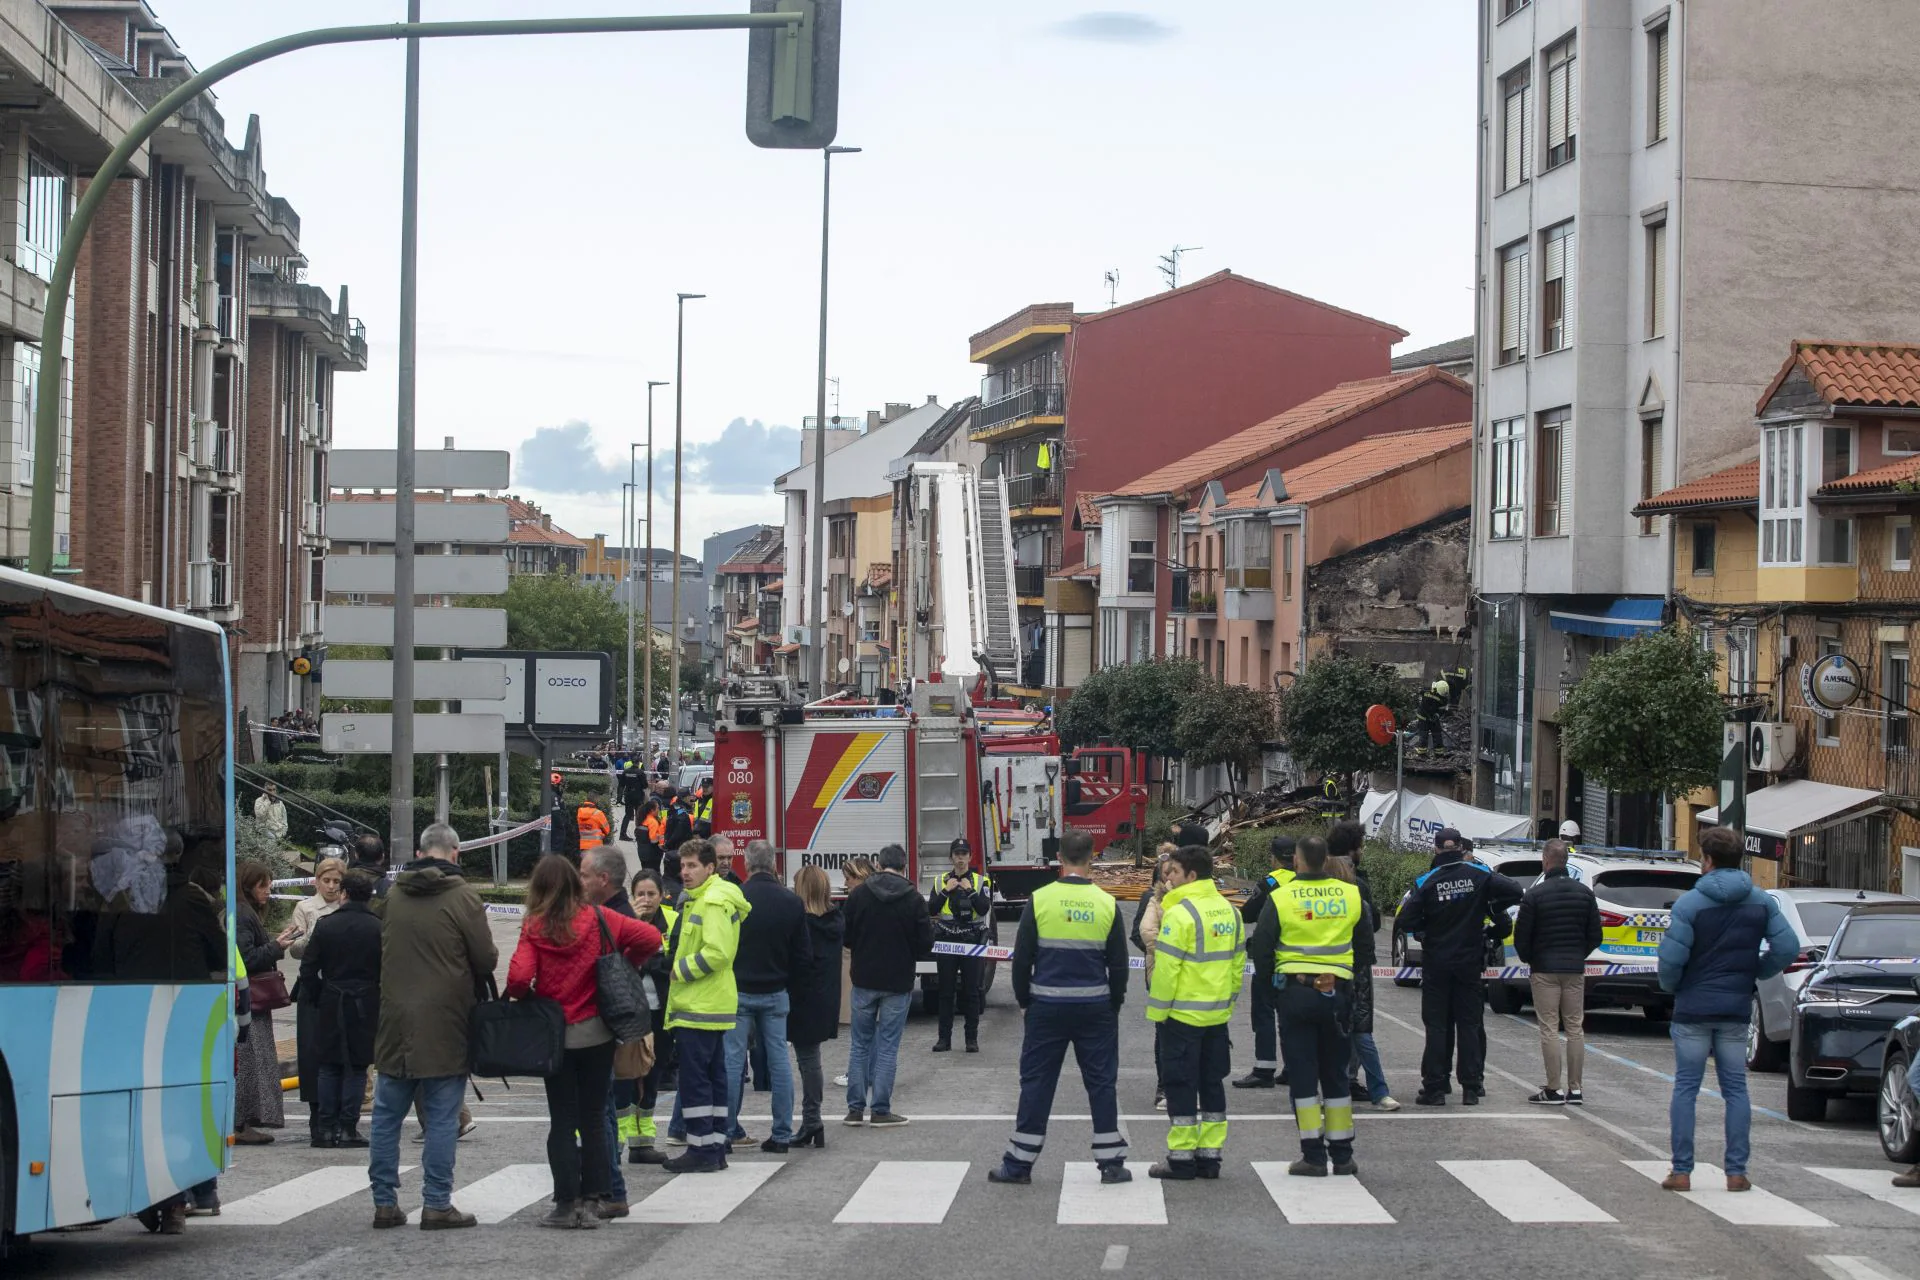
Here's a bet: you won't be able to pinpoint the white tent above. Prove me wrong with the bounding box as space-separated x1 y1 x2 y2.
1362 789 1534 848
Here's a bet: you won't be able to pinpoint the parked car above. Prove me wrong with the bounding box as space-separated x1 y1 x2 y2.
1389 846 1544 989
1480 849 1701 1019
1877 1000 1920 1164
674 763 713 793
1788 902 1920 1121
1749 888 1917 1071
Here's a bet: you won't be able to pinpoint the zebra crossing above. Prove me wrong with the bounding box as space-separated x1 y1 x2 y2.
201 1155 1920 1231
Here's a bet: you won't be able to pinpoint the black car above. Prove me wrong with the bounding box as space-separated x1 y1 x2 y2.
1788 902 1920 1122
1879 1000 1920 1164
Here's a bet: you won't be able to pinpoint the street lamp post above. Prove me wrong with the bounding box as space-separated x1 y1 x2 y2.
671 296 703 768
643 380 667 761
810 144 860 699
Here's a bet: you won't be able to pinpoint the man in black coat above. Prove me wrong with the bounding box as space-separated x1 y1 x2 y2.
1513 838 1601 1104
727 840 812 1150
617 764 646 842
1235 835 1294 1089
1397 827 1524 1106
298 870 383 1148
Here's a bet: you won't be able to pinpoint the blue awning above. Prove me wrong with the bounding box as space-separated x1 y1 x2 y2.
1548 598 1664 639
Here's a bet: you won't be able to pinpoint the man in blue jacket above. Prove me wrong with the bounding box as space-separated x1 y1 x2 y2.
1655 825 1797 1193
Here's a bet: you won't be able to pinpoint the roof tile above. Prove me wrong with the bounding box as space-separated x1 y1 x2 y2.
1819 455 1920 494
1760 340 1920 413
1219 422 1471 510
1635 459 1760 513
1109 368 1465 500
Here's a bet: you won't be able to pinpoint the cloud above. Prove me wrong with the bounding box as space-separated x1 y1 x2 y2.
680 418 801 495
513 422 621 495
1050 11 1176 43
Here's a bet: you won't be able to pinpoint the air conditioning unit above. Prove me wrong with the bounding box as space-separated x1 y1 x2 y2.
1749 721 1796 772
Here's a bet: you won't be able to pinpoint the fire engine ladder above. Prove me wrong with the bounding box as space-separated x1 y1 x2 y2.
914 719 968 866
971 475 1021 686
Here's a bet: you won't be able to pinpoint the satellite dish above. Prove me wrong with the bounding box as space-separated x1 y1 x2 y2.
837 658 851 675
1365 704 1398 746
841 601 855 617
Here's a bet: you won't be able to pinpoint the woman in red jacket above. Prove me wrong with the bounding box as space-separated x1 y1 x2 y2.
508 854 661 1229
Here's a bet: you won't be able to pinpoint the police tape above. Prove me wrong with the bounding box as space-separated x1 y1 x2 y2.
928 941 1659 980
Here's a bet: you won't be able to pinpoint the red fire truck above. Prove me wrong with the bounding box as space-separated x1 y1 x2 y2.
709 678 1145 904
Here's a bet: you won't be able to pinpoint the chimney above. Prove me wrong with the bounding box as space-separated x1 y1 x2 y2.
884 402 911 422
926 394 937 405
542 513 552 530
866 409 881 433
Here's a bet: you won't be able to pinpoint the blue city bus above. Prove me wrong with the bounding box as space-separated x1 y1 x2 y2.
0 568 234 1247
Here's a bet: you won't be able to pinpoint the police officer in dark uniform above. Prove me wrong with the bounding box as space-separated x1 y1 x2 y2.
1234 835 1295 1089
1398 827 1524 1105
929 837 992 1052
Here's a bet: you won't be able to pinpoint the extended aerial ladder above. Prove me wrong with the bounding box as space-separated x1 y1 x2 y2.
903 462 1020 690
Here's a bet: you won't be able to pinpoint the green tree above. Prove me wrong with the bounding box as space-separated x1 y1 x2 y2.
459 571 671 721
1281 653 1414 780
1175 677 1278 791
1559 626 1722 801
1057 658 1203 759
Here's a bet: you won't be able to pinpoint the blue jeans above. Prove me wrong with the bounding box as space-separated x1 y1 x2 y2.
1670 1020 1750 1177
846 987 912 1116
727 991 794 1143
1352 1032 1391 1104
370 1074 466 1210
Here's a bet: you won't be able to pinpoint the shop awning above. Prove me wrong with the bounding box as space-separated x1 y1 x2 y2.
1697 778 1884 838
1548 598 1664 639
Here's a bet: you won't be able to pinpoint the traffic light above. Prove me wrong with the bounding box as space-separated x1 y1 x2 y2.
745 0 841 150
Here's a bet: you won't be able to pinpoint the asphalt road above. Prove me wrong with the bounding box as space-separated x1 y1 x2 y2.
11 858 1919 1280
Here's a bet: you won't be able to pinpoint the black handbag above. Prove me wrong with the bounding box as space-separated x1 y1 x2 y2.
595 908 653 1044
468 976 566 1078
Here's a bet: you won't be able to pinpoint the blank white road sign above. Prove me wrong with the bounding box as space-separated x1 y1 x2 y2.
322 659 509 701
323 605 508 648
330 448 511 490
322 713 506 754
324 554 509 596
325 501 509 544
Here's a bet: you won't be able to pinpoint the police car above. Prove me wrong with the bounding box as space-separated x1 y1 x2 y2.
1482 847 1700 1019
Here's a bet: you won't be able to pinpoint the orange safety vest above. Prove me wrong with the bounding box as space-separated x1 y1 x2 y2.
642 812 666 846
577 805 610 849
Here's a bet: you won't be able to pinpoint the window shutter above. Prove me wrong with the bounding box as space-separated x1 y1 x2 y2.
1561 226 1577 345
1648 223 1667 337
1503 90 1522 189
1543 230 1565 285
1567 53 1580 139
1501 252 1520 354
1517 250 1530 357
1547 62 1566 148
1654 28 1671 139
1559 418 1573 532
1645 418 1664 497
1520 83 1532 180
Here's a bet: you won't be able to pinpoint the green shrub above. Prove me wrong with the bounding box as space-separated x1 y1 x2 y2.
1360 844 1429 918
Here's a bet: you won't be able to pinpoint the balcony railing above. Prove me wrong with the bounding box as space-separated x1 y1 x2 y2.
302 500 322 536
976 382 1064 435
1888 745 1920 799
1171 567 1217 616
300 600 322 636
190 421 233 473
216 294 240 342
1014 561 1057 599
1223 565 1272 590
1006 470 1062 511
187 560 232 611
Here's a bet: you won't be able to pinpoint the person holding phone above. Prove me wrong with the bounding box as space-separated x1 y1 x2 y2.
927 838 993 1054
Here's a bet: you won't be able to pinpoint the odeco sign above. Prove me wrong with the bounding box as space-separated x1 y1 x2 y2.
1800 653 1864 720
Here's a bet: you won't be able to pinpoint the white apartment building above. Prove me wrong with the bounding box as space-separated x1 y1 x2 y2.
1471 0 1920 840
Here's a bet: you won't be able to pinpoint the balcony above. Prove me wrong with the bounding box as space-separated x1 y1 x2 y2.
301 500 323 541
1888 745 1920 799
1222 587 1275 623
1015 561 1057 602
1006 470 1063 515
972 383 1064 443
1171 567 1217 617
187 560 232 611
300 600 322 636
189 420 234 475
216 294 241 344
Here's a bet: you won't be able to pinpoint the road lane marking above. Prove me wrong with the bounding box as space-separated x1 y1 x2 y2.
1102 1245 1130 1271
1812 1257 1914 1280
624 1163 782 1224
1623 1160 1832 1227
275 1245 358 1279
205 1165 412 1226
1057 1162 1164 1225
835 1161 968 1224
1440 1159 1615 1222
451 1163 552 1224
1251 1162 1395 1223
1806 1167 1920 1217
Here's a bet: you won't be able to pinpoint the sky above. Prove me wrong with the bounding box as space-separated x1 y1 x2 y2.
148 1 1476 554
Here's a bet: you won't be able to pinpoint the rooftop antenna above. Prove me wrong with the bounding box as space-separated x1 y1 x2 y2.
1103 268 1120 307
828 376 842 420
1159 245 1203 290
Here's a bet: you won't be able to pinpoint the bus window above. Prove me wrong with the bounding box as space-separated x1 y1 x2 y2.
0 582 228 984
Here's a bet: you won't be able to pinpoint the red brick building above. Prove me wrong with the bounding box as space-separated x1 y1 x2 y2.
967 270 1405 690
52 4 366 733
